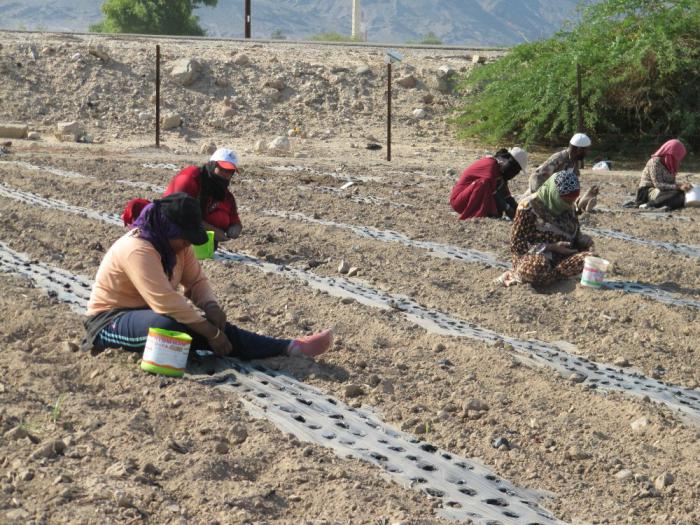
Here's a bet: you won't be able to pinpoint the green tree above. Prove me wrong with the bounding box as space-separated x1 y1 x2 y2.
309 32 362 42
270 29 287 40
90 0 217 36
455 0 700 149
417 32 442 45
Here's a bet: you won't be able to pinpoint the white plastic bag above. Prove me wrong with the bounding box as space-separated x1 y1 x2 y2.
592 161 612 171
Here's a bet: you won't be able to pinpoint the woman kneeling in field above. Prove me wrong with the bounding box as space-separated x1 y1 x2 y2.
503 169 594 287
82 193 332 359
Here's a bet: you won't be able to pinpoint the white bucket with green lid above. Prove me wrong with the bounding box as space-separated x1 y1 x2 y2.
141 327 192 377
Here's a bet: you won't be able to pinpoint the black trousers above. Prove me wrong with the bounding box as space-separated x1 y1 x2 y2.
635 186 685 210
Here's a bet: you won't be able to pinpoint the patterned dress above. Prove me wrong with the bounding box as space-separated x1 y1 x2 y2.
527 150 580 194
638 157 677 191
511 198 591 286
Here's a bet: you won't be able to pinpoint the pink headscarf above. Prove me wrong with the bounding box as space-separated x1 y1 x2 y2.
652 139 687 175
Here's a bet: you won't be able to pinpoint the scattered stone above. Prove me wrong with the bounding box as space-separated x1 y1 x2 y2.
471 54 486 64
347 267 359 277
564 446 591 461
169 58 203 86
4 426 29 441
88 42 110 62
366 142 382 150
435 65 457 93
434 343 446 353
654 472 674 491
568 372 586 384
344 384 365 398
4 509 29 521
465 399 489 412
254 139 267 154
412 108 427 120
422 93 435 104
142 463 161 477
396 75 418 88
267 136 291 155
614 356 630 367
229 424 248 445
233 54 250 66
137 111 152 122
264 77 286 91
53 473 71 485
30 439 66 460
199 142 217 155
368 375 381 387
288 494 302 502
380 379 395 394
27 131 40 140
615 469 633 481
338 260 350 274
114 490 133 508
161 112 182 130
355 65 372 76
61 341 79 353
56 121 84 141
492 437 510 450
167 437 188 454
0 123 28 139
19 469 34 482
630 417 650 432
214 441 229 454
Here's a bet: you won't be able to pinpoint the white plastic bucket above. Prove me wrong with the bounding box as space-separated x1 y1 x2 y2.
685 185 700 208
580 256 610 288
140 327 192 377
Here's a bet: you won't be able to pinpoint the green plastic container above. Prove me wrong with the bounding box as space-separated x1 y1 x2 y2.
140 327 192 377
192 231 215 260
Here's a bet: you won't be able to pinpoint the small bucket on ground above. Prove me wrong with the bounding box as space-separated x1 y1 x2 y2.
580 256 610 288
685 185 700 207
192 231 215 260
140 327 192 377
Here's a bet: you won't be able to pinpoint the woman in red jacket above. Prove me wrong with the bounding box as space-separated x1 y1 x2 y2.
449 147 528 220
164 148 243 242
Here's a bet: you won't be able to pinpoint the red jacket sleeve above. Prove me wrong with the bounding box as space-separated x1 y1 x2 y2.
164 166 201 198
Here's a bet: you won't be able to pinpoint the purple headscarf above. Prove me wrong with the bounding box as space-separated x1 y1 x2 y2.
132 201 183 278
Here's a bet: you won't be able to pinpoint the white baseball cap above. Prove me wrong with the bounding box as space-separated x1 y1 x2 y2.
508 147 528 175
210 148 238 170
570 133 591 148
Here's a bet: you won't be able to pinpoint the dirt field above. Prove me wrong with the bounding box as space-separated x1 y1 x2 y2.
1 32 699 525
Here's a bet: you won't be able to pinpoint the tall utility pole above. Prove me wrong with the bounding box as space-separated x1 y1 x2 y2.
245 0 251 38
352 0 361 41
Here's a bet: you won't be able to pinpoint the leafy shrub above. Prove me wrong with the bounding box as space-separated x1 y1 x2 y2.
90 0 218 36
455 0 700 149
309 32 362 42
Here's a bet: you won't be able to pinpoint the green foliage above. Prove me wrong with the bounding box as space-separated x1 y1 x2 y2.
90 0 217 36
270 29 287 40
455 0 700 149
409 32 443 45
51 394 68 425
309 32 362 42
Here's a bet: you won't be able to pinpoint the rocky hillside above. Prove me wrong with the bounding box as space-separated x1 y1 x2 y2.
0 31 498 154
1 0 589 45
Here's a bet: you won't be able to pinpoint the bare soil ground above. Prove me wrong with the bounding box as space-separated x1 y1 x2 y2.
1 31 699 525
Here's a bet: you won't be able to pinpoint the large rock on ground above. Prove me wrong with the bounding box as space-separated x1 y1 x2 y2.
267 136 291 155
396 75 418 88
161 112 182 130
169 58 203 86
55 121 84 141
0 123 28 139
88 42 110 62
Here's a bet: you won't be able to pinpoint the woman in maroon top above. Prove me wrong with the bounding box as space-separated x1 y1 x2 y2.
164 148 243 243
449 147 528 220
